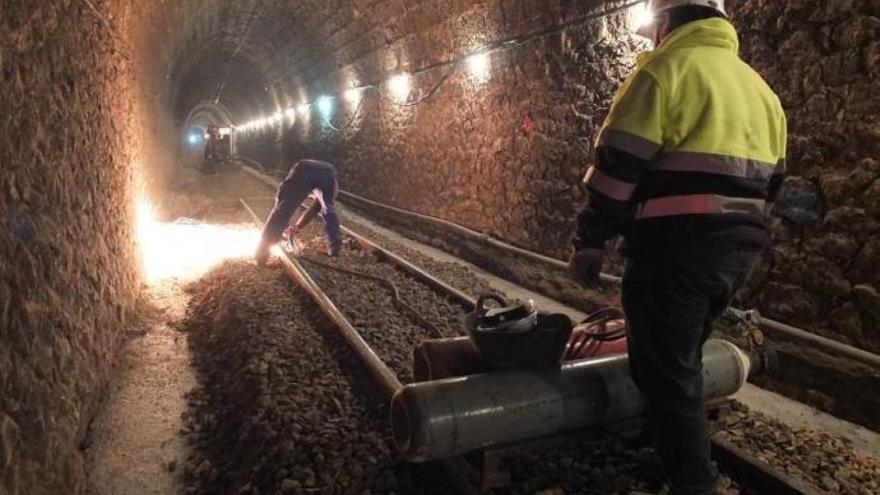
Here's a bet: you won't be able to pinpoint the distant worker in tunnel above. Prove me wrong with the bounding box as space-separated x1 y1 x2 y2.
204 125 219 161
568 1 787 494
255 159 342 265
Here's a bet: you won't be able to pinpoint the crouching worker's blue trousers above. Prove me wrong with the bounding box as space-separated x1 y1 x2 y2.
262 159 342 252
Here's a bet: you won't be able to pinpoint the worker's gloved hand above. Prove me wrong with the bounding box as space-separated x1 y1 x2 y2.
568 248 604 287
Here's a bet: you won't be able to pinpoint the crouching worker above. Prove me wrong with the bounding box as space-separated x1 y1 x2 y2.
255 159 342 265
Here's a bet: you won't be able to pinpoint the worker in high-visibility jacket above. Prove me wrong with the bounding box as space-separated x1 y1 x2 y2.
569 1 786 493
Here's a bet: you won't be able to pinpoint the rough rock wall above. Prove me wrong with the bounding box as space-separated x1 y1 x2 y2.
241 0 880 353
731 0 880 353
0 1 142 493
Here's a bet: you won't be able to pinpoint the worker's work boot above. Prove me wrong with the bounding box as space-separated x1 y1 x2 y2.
255 239 272 266
327 242 341 257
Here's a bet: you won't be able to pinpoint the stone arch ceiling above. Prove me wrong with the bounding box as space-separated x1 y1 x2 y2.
156 0 607 127
163 0 394 126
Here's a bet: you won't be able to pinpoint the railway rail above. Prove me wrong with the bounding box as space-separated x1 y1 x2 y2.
237 191 824 495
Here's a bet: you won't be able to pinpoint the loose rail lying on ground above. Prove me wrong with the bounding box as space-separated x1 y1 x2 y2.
238 176 822 495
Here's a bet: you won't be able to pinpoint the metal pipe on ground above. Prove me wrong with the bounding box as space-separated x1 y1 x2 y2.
392 339 762 462
239 198 403 400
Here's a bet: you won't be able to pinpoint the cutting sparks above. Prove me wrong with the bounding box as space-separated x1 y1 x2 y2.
137 200 262 283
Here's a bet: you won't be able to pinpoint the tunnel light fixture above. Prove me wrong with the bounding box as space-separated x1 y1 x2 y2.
317 96 334 117
344 87 364 105
388 73 412 102
298 103 311 116
465 52 491 83
285 108 297 122
630 2 653 32
272 112 284 125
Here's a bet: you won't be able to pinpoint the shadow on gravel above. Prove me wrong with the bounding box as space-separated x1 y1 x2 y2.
176 259 443 495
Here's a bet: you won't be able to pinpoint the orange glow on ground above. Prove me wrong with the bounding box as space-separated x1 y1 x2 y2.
137 200 262 283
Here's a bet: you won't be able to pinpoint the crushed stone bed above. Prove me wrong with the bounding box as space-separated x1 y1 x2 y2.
175 214 880 494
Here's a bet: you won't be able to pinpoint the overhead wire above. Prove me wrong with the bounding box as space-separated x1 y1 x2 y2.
238 0 646 130
321 93 366 132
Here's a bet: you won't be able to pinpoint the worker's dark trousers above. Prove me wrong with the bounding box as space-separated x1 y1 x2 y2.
622 249 759 495
262 168 342 250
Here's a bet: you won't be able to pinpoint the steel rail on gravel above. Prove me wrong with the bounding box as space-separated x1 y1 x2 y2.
238 166 822 495
298 254 446 338
239 199 403 399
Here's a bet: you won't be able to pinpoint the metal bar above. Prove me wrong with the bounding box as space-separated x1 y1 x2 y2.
239 198 403 400
712 436 823 495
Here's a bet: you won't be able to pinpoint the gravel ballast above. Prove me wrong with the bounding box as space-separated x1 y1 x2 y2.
180 260 430 495
175 208 880 494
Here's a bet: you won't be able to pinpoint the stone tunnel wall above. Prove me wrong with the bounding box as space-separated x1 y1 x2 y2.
1 1 142 494
732 0 880 353
237 0 880 353
238 1 644 259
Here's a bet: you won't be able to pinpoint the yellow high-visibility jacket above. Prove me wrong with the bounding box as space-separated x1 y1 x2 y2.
574 17 787 255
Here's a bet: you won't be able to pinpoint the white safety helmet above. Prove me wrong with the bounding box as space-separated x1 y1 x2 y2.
635 0 727 41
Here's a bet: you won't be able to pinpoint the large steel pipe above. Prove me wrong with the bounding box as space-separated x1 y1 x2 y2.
392 339 755 462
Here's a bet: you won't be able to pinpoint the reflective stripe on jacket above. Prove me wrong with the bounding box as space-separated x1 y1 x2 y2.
576 17 787 253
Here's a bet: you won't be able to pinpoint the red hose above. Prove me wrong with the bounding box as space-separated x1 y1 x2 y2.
564 307 628 360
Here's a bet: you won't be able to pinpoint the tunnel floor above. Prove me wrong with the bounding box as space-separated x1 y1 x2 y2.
82 166 880 495
85 278 196 495
83 167 268 494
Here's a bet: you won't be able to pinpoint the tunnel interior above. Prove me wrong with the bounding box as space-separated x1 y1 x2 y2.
2 0 880 493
